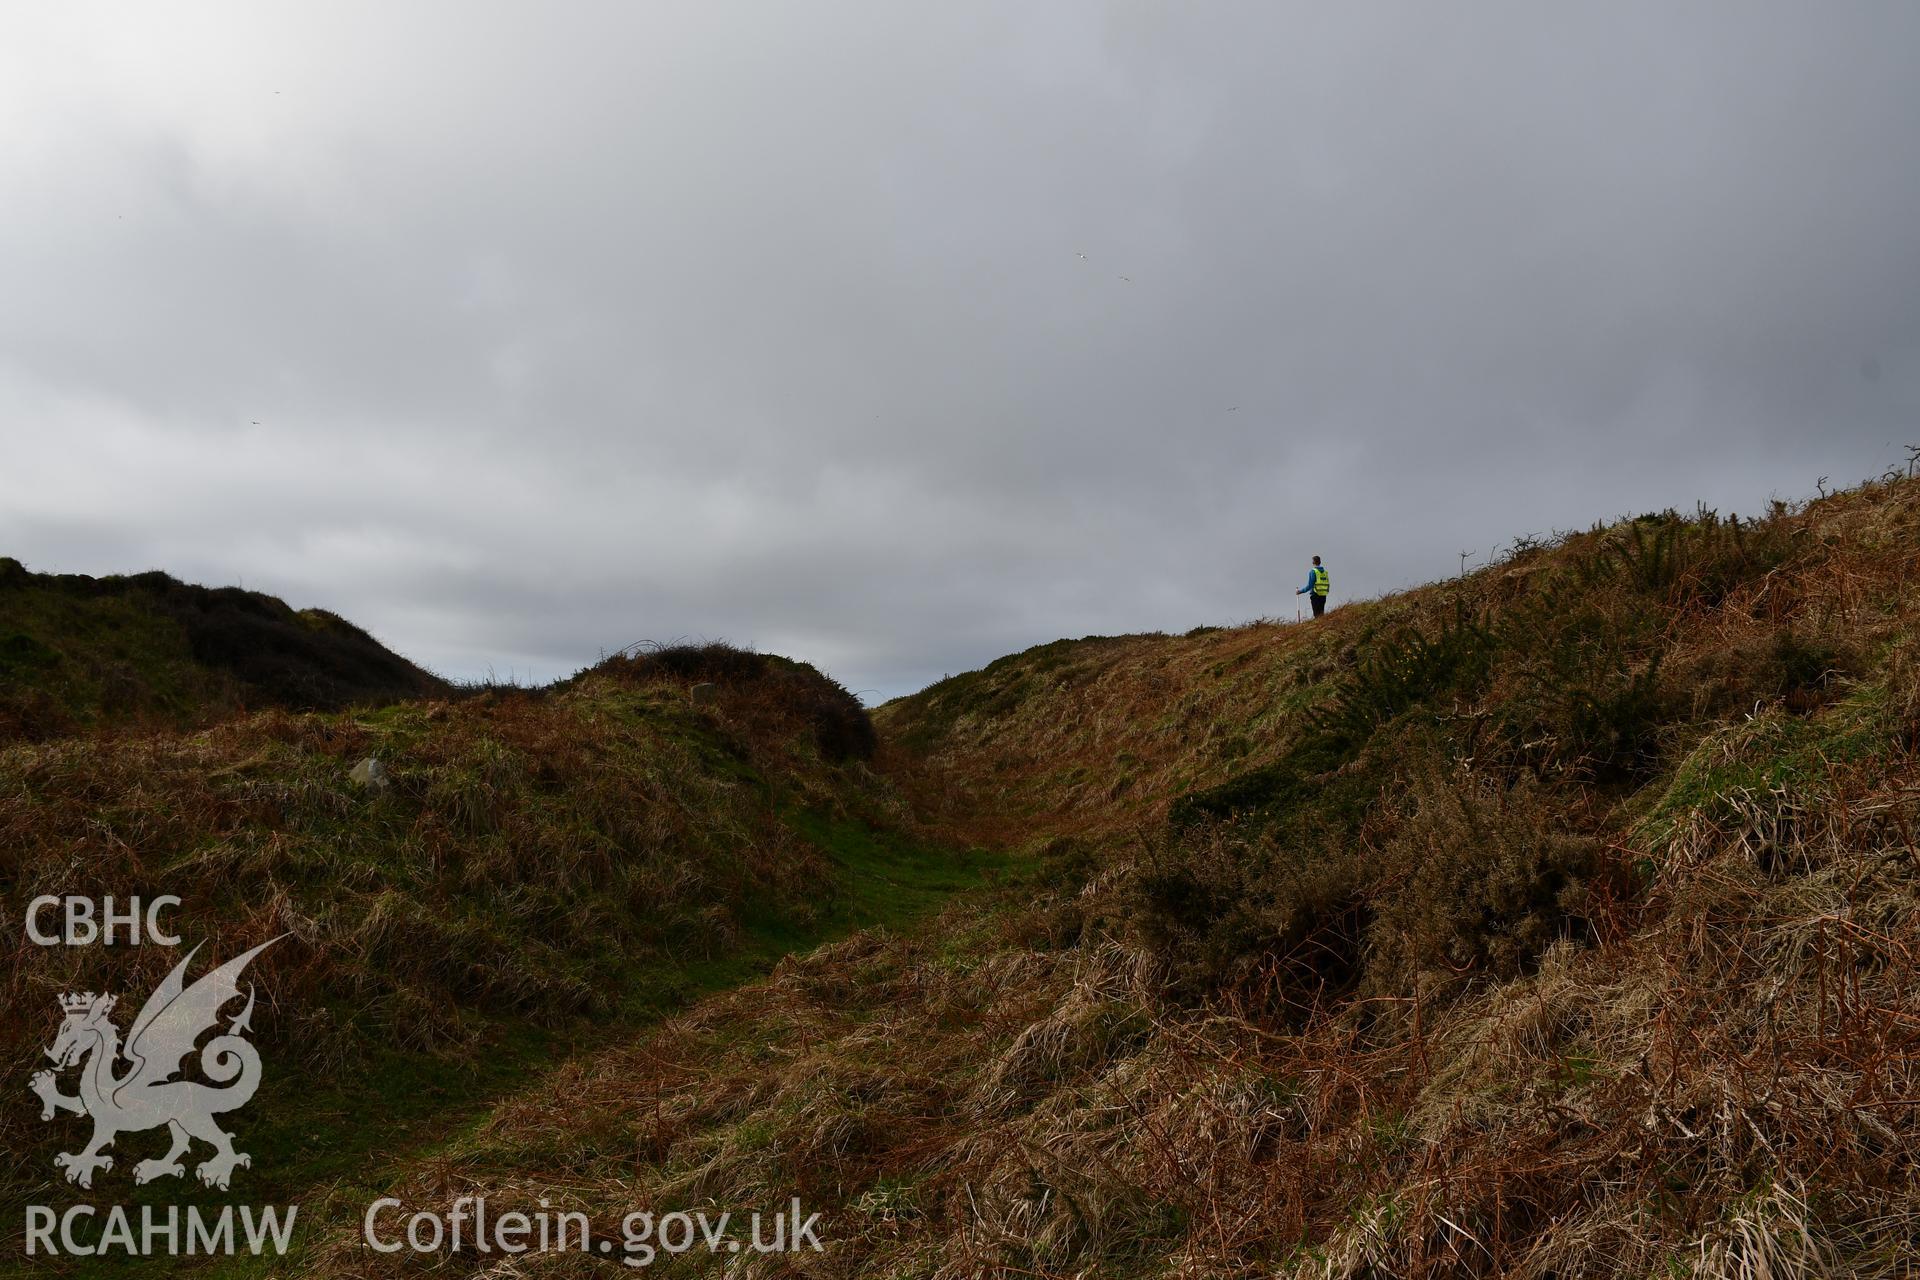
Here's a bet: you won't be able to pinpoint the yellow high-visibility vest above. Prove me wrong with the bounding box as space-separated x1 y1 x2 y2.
1312 566 1330 596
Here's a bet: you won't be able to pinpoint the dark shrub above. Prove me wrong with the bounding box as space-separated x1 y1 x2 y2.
1590 508 1803 607
1133 824 1371 1015
1368 772 1605 988
1168 731 1361 828
1310 606 1496 747
0 631 60 677
1672 630 1848 722
1560 656 1667 780
165 591 446 709
0 563 447 727
1490 592 1669 782
594 642 877 762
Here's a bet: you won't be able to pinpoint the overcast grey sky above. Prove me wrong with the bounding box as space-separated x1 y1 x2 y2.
3 3 1917 698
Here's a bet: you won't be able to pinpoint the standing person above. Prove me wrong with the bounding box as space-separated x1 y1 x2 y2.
1296 555 1330 617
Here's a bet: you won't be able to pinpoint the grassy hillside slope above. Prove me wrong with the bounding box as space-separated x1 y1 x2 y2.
0 558 448 739
3 646 991 1271
317 476 1920 1278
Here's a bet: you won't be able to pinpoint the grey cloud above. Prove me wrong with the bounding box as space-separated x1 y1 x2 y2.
3 2 1917 698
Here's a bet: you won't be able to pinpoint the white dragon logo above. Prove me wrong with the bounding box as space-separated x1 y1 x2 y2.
30 937 281 1191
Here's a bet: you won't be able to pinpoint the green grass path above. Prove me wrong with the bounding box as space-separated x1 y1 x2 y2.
29 810 1004 1279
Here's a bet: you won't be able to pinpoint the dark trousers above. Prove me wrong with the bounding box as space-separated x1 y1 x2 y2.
1310 592 1326 617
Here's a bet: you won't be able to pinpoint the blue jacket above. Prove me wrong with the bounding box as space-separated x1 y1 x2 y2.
1296 565 1327 594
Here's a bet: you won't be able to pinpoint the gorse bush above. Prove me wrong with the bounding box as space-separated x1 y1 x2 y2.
1671 629 1852 727
1132 822 1370 1012
1367 770 1604 988
591 641 877 762
1574 506 1802 606
1493 616 1667 781
1558 656 1666 776
1770 631 1847 700
1167 608 1497 831
1309 605 1496 749
1166 730 1362 828
1136 757 1607 1014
